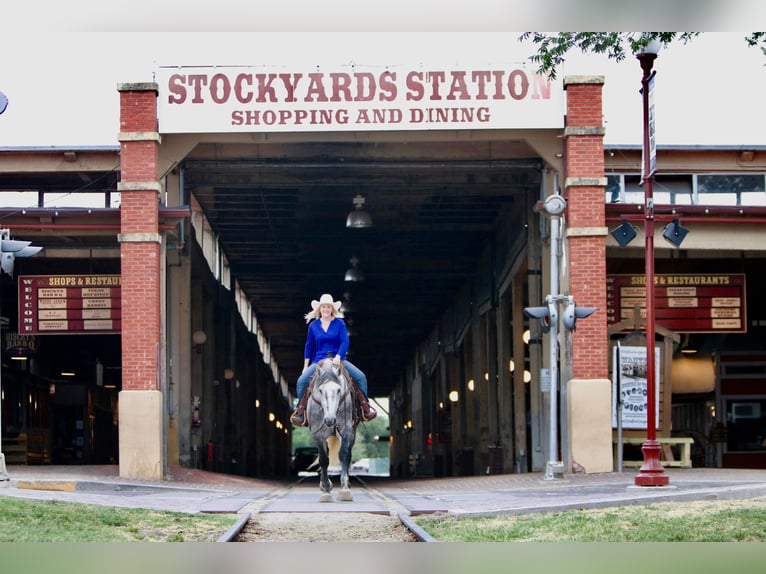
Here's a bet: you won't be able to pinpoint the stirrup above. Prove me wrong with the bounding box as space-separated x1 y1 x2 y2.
290 408 307 427
360 402 377 422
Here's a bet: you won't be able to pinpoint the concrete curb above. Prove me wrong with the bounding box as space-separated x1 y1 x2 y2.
13 478 232 494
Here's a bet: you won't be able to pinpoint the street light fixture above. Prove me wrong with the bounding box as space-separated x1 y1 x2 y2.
610 218 638 247
635 38 670 487
662 218 689 247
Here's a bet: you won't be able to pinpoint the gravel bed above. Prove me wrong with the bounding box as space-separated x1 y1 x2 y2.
235 512 419 542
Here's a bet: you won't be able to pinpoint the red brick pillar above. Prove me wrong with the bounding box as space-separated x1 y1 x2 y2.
563 76 608 380
117 83 164 479
562 76 612 473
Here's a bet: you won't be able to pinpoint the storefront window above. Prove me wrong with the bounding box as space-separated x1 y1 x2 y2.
0 190 118 209
725 399 766 452
605 173 766 207
0 191 40 207
43 191 113 208
615 174 693 205
605 175 622 203
696 174 766 206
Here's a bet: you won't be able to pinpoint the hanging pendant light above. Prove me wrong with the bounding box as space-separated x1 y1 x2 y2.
340 291 354 314
344 256 364 282
346 194 373 228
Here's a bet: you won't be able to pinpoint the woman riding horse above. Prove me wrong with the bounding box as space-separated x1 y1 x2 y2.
307 359 356 501
290 293 376 426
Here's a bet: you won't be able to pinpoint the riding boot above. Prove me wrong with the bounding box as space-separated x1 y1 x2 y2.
290 390 309 426
355 387 377 421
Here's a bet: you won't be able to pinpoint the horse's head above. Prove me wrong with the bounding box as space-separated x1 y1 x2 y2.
317 379 342 427
313 360 346 428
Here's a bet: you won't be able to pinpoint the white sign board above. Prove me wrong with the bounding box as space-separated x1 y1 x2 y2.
540 368 551 393
612 345 661 430
156 64 564 134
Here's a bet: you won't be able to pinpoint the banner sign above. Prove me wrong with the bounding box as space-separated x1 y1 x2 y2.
18 275 121 335
3 332 38 357
646 71 657 178
156 64 564 134
607 273 746 333
612 345 661 430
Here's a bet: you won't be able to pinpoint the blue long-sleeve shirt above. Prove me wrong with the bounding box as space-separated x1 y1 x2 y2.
304 318 350 364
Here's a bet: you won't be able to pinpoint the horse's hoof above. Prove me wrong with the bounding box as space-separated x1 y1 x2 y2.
319 493 333 503
336 490 353 502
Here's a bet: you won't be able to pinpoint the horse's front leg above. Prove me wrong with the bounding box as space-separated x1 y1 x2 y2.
316 444 333 502
335 432 354 501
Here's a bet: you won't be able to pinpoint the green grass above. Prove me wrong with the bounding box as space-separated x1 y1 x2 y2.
414 497 766 542
0 497 238 542
5 492 766 543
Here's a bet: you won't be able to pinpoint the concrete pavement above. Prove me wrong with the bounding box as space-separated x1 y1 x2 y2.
368 467 766 517
2 464 766 517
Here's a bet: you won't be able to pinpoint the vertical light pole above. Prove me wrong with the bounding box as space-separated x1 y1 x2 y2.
543 195 566 480
634 39 669 487
527 194 567 480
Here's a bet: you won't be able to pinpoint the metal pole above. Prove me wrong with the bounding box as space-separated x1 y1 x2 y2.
635 48 669 487
0 284 7 480
616 342 623 473
544 214 561 480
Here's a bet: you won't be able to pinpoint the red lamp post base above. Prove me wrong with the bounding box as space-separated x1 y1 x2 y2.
634 439 670 486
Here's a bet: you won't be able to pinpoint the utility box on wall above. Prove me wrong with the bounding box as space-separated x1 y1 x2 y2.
488 445 504 474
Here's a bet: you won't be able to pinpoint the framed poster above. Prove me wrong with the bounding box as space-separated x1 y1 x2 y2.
612 345 661 430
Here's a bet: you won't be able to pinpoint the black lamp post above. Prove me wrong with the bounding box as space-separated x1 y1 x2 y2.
634 39 670 487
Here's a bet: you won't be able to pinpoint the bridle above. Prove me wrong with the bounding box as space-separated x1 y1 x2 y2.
310 362 351 417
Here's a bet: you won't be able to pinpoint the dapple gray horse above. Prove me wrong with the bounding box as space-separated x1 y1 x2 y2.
306 359 358 502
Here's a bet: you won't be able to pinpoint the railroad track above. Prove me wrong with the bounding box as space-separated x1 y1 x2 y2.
219 476 436 542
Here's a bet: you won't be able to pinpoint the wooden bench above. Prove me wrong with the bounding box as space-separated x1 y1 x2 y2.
614 436 694 468
1 429 51 465
26 428 51 465
1 433 29 464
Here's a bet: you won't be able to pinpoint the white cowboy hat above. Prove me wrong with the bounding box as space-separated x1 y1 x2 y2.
310 293 342 311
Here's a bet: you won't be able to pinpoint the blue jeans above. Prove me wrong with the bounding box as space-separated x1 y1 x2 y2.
296 360 368 400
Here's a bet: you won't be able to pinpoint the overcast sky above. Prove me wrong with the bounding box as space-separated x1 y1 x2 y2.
0 30 764 148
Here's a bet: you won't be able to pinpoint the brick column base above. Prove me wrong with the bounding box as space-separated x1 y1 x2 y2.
118 391 163 480
566 378 613 473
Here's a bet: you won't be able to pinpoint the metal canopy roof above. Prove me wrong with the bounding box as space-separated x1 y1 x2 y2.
181 139 542 396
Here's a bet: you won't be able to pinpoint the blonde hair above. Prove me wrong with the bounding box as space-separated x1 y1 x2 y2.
304 305 344 324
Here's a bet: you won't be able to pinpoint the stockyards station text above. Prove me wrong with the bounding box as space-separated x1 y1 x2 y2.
164 68 553 128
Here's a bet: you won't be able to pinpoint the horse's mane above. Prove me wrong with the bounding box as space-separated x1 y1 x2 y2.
313 359 347 389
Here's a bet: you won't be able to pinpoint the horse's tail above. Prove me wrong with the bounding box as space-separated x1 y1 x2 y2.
327 435 341 468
